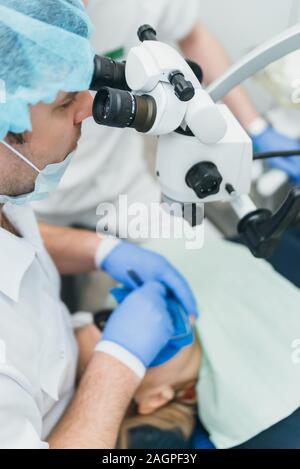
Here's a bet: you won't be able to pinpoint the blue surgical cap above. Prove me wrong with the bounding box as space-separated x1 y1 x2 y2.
0 0 95 139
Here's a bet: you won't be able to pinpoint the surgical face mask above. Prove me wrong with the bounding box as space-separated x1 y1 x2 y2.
0 140 74 205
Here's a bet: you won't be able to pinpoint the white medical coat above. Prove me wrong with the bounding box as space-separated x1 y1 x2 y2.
0 203 78 448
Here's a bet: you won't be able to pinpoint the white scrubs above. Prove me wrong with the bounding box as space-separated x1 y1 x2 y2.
32 0 200 233
0 203 78 448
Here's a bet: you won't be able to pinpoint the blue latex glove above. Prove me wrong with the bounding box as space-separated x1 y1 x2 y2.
101 241 198 317
110 286 194 368
102 282 175 368
252 126 300 184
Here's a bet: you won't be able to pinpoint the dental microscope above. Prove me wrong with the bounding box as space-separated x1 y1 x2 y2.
89 23 300 259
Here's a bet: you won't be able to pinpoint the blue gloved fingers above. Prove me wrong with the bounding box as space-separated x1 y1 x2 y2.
150 331 194 368
111 282 194 337
102 280 175 368
101 241 198 317
267 157 295 175
286 159 300 184
107 280 195 369
150 288 195 367
268 157 300 184
101 242 144 288
160 267 198 318
252 126 300 153
150 298 194 368
168 296 193 339
140 281 170 312
252 126 300 184
110 286 132 304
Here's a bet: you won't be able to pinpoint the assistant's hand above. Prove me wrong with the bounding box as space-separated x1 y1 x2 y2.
95 282 175 377
252 126 300 184
97 240 198 317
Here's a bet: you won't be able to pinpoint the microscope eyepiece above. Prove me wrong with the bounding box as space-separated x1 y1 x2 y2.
93 87 157 133
90 55 130 92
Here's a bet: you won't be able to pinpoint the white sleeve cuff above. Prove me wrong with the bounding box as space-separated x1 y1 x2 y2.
95 237 121 269
247 117 268 136
95 340 146 379
71 312 94 330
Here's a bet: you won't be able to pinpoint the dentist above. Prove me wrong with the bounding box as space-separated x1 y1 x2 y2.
0 0 196 449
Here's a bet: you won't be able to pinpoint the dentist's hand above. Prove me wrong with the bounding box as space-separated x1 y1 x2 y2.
96 240 198 317
251 126 300 184
95 282 175 377
111 285 194 368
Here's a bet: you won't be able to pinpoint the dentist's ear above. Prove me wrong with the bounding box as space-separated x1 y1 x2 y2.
137 386 175 415
73 91 93 125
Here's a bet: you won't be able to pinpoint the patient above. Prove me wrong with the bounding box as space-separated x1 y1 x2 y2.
77 239 300 448
117 337 200 449
124 239 300 449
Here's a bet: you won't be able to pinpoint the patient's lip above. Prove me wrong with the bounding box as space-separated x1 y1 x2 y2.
176 380 197 403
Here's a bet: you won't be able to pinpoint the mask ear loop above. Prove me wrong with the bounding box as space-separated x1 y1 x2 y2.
0 140 41 173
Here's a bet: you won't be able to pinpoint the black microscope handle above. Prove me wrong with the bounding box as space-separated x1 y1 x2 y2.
138 25 158 42
238 187 300 258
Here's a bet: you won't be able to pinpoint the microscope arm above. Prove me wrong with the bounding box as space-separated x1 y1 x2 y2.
207 23 300 102
205 23 300 258
237 188 300 258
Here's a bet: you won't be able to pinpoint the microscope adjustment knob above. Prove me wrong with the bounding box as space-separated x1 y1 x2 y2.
169 70 195 102
186 162 223 199
138 25 157 42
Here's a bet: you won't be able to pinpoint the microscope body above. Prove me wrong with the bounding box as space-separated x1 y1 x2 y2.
156 106 252 206
125 36 253 224
91 23 300 258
